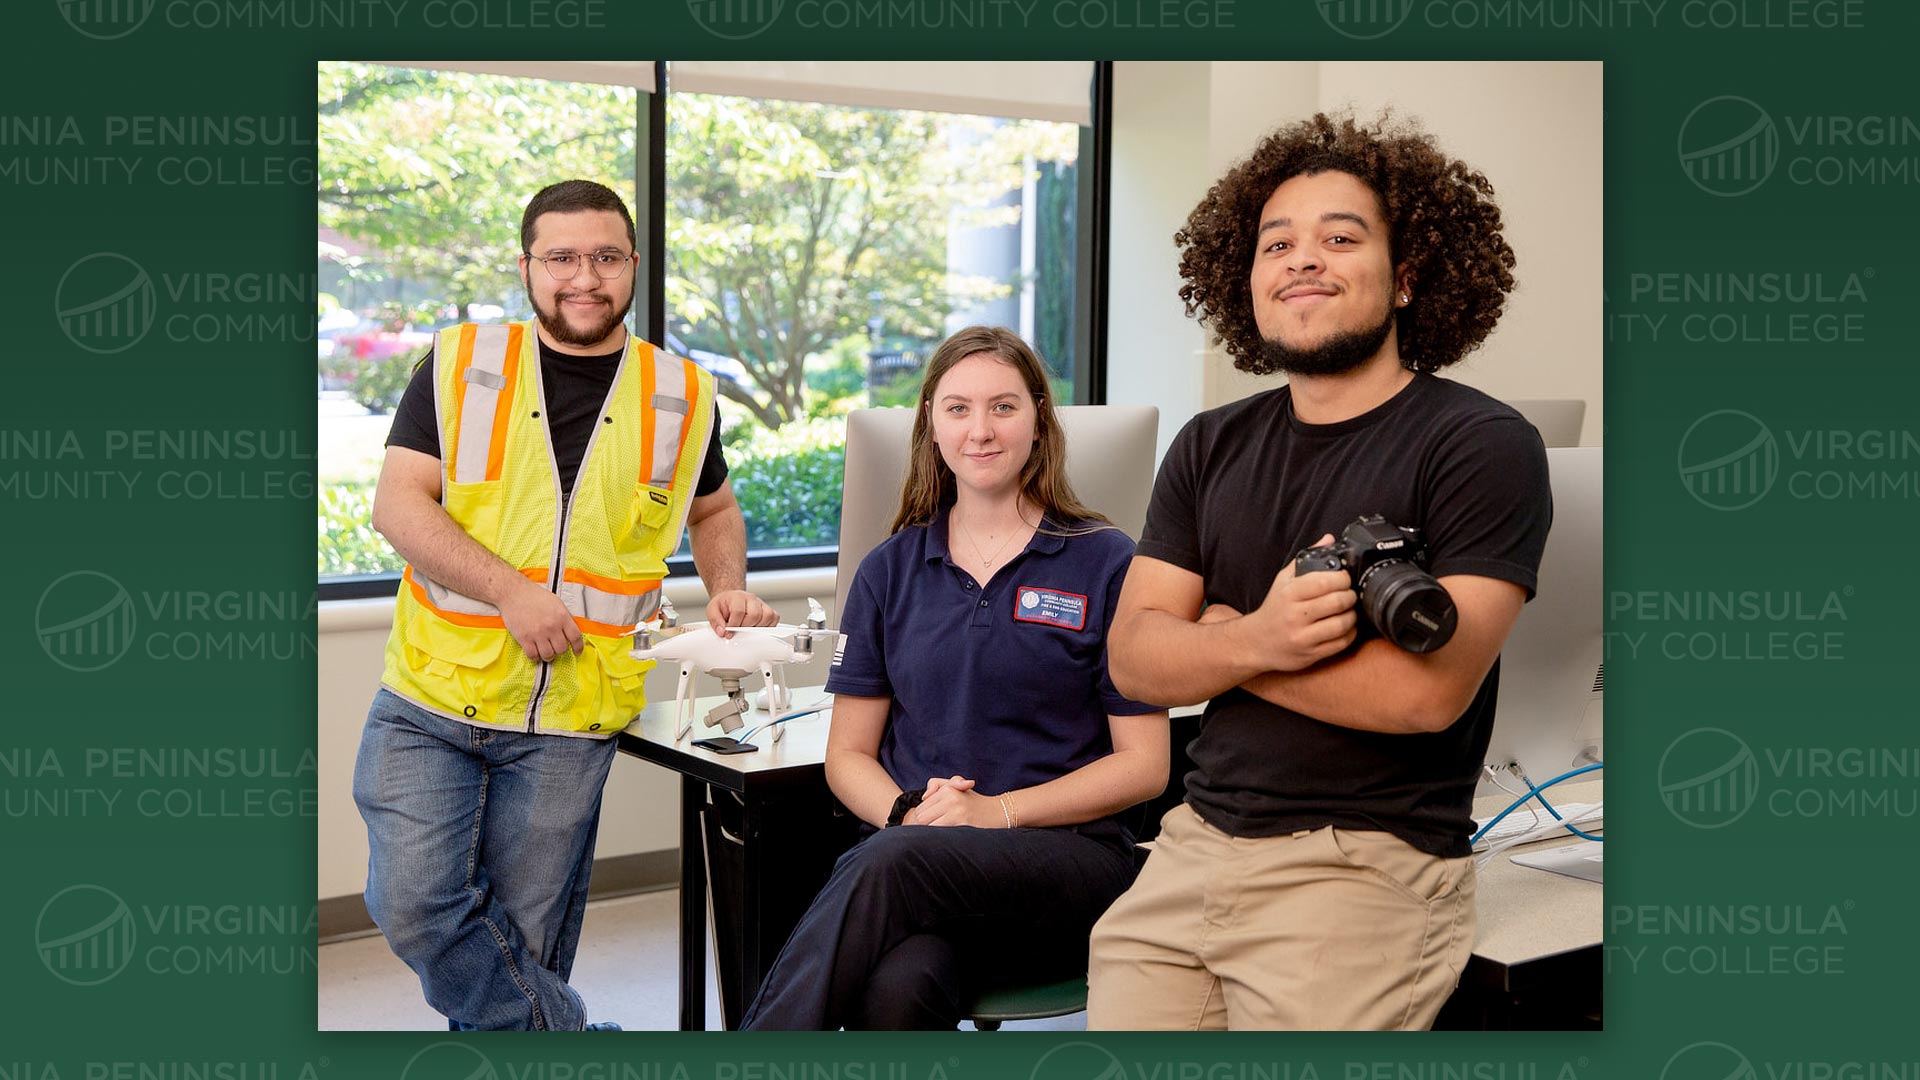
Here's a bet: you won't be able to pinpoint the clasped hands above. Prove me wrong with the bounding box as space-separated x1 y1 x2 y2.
900 775 1006 828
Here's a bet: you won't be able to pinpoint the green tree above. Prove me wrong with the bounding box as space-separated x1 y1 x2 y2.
666 95 1051 430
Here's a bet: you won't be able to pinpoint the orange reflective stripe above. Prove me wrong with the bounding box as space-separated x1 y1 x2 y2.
639 341 657 485
562 567 661 596
446 324 478 481
403 565 506 630
402 564 549 630
485 323 523 481
574 616 640 639
672 356 701 489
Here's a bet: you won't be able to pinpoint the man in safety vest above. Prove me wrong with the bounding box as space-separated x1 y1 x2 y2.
351 179 777 1030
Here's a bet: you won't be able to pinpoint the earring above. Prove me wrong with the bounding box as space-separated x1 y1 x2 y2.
1400 292 1410 304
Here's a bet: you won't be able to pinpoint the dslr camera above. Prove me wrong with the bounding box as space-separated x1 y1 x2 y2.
1294 515 1457 654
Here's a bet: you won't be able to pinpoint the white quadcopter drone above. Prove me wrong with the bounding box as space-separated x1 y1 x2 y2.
627 597 842 753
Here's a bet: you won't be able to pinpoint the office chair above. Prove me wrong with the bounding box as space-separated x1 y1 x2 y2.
963 975 1089 1030
961 712 1200 1030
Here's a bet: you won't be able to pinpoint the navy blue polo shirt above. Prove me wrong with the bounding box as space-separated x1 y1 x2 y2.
826 504 1159 813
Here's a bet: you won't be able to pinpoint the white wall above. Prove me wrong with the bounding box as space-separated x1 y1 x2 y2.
1106 63 1212 465
1107 61 1604 450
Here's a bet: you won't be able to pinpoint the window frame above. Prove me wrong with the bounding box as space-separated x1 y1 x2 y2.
317 61 1114 603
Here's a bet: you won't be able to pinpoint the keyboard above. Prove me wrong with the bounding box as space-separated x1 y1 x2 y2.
1472 801 1602 851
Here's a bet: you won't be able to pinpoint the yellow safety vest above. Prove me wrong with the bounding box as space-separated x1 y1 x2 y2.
380 322 716 737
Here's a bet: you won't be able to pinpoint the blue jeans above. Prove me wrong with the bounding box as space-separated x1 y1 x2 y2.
352 688 619 1031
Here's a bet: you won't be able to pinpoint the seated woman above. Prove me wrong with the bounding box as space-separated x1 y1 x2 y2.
740 326 1171 1031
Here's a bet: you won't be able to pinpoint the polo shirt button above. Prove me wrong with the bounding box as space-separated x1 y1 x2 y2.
979 600 988 608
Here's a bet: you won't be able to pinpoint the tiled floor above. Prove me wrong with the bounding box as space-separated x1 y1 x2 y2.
317 889 1082 1032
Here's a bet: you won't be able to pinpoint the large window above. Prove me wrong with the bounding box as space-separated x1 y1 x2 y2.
665 89 1084 555
317 61 1100 594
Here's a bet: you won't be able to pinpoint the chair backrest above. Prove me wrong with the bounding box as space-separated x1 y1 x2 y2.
835 405 1159 624
1505 399 1587 448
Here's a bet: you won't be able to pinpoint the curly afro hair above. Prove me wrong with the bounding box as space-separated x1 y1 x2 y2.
1175 111 1517 374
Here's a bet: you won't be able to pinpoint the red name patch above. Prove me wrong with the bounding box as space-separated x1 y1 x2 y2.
1012 586 1088 631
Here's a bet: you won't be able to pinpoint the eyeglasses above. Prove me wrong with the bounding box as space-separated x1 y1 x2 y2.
526 249 635 281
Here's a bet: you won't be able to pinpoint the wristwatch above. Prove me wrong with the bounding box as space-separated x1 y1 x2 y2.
885 788 926 828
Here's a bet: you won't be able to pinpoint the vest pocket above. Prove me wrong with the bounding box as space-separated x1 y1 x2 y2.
577 633 654 732
618 482 676 575
403 607 511 723
442 478 505 553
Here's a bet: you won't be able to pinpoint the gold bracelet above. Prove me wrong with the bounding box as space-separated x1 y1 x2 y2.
999 792 1019 829
998 793 1013 829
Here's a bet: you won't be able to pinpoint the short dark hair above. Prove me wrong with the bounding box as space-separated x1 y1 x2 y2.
1176 111 1517 373
520 180 636 254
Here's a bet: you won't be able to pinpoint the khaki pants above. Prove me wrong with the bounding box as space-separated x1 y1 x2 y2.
1087 803 1475 1030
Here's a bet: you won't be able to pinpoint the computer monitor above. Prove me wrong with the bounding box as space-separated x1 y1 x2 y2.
836 405 1159 625
1505 399 1588 448
1478 445 1604 795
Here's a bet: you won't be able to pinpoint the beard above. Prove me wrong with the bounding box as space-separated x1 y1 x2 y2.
526 272 633 349
1249 297 1398 378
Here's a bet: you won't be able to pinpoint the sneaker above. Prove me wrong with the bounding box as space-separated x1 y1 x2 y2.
583 1022 622 1032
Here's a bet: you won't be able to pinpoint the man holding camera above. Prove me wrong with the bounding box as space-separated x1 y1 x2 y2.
1091 115 1553 1030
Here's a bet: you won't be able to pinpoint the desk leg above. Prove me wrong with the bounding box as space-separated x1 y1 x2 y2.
737 794 763 1031
678 775 706 1032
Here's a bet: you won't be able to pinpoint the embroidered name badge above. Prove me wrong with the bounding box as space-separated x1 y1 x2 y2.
1013 586 1088 631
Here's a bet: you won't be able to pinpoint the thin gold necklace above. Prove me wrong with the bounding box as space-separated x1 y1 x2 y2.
958 511 1031 570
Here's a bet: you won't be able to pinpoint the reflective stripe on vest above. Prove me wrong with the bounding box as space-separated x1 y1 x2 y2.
449 325 697 495
650 351 707 545
650 355 691 487
405 566 663 636
449 323 524 484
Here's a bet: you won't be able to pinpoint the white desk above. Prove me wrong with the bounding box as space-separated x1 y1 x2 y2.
1448 778 1604 1027
615 687 847 1031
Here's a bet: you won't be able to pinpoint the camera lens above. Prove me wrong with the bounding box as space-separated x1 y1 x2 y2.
1358 561 1457 654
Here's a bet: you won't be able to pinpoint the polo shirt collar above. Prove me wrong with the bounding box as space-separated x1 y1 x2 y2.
923 500 1066 565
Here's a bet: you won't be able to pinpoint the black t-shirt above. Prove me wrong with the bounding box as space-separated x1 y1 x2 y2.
386 337 728 498
1138 373 1552 858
